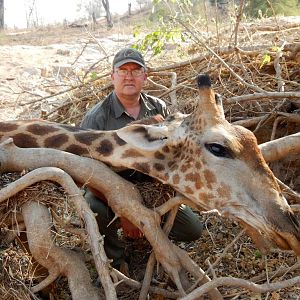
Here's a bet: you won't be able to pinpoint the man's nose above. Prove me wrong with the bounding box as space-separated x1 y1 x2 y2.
124 71 134 78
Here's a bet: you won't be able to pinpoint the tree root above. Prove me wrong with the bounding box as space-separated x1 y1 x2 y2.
0 139 223 298
179 276 300 300
1 137 299 299
22 200 100 299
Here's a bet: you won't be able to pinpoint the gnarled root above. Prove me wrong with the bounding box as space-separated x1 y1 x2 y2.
22 201 100 299
0 139 222 298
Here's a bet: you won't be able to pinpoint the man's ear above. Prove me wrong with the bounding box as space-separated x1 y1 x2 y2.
143 72 147 81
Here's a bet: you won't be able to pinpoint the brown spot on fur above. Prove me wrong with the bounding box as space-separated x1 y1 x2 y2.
195 148 202 155
180 164 189 173
154 152 165 160
44 134 69 148
162 145 170 153
195 161 202 169
133 162 150 174
27 124 60 136
185 172 203 189
172 174 180 184
96 140 113 156
154 163 165 172
132 127 146 133
184 186 193 194
199 191 215 203
217 184 231 199
113 133 126 146
12 133 39 148
75 132 100 145
0 122 18 132
204 169 216 189
65 144 89 156
122 149 143 158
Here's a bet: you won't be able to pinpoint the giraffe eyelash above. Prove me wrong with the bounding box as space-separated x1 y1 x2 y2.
204 143 234 159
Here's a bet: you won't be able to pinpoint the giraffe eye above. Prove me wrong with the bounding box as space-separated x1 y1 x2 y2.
205 143 233 159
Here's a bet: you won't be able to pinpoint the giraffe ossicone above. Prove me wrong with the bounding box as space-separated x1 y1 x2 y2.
0 74 299 256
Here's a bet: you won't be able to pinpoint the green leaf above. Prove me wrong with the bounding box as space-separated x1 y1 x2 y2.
260 53 271 69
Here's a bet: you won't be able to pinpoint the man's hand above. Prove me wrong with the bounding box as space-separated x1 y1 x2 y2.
131 114 165 125
152 114 165 123
120 217 144 239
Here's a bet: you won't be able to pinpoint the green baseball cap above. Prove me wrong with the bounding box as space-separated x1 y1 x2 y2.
113 48 146 69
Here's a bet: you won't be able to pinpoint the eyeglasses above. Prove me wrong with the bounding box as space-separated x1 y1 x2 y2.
115 68 145 77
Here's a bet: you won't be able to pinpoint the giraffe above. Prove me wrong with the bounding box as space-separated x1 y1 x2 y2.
0 74 299 256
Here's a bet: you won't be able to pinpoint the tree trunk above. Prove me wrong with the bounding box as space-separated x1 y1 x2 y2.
0 0 4 29
101 0 113 28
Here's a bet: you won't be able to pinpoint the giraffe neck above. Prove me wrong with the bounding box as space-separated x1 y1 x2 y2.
0 120 173 183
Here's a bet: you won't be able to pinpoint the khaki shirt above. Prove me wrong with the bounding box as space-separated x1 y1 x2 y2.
81 91 169 130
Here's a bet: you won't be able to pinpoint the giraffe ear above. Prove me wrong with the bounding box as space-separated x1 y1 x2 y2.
116 124 168 152
117 112 188 152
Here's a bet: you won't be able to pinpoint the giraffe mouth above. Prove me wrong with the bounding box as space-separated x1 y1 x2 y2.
240 219 300 256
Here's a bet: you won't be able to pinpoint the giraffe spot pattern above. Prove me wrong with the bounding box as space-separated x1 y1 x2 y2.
184 186 193 194
11 133 39 148
44 134 69 148
185 172 203 190
132 127 146 133
96 139 114 156
154 152 165 160
180 164 189 173
199 191 215 203
133 162 150 174
27 124 60 136
113 133 126 146
217 184 232 199
75 132 101 145
122 149 143 159
203 169 216 189
65 144 89 156
162 145 170 153
0 122 18 132
153 163 165 172
172 174 180 184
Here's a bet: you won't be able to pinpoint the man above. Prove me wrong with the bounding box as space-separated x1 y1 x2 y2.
81 48 203 272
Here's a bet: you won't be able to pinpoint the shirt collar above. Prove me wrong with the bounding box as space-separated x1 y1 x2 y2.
112 91 126 118
112 91 156 119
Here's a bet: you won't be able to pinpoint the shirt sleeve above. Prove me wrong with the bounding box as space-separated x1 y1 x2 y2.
150 96 170 118
80 103 107 130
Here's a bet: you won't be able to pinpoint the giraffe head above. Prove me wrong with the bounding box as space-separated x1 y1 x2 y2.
117 74 300 255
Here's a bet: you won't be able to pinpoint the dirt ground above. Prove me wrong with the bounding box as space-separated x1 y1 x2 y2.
0 21 136 121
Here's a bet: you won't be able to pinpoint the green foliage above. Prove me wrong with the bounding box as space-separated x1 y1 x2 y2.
245 0 300 17
90 71 98 81
259 53 271 69
254 249 262 259
133 26 186 55
133 0 201 55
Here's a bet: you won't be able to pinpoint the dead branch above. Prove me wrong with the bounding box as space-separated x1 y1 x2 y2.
0 139 222 299
180 276 300 300
149 72 178 107
227 91 300 103
0 166 115 299
259 132 300 162
22 200 100 299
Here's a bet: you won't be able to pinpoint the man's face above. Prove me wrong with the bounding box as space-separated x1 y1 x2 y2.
111 62 147 99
